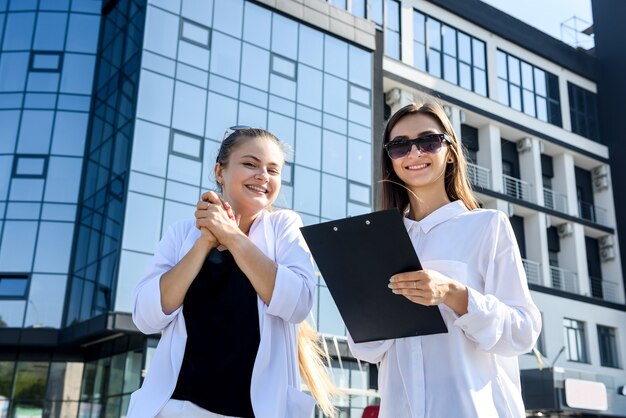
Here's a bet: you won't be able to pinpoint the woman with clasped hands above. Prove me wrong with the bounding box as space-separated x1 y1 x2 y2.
128 127 335 418
348 102 542 418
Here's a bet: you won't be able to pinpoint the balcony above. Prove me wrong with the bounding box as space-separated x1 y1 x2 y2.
522 258 541 285
502 174 533 202
543 187 568 213
550 266 579 294
578 200 609 226
590 276 622 303
467 162 491 190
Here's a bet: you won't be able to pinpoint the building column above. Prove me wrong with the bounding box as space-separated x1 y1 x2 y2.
524 213 551 287
558 75 572 132
385 87 414 115
400 0 414 66
552 153 577 217
517 137 544 205
478 123 502 193
559 223 590 296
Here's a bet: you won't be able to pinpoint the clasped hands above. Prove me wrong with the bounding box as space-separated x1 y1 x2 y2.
194 191 242 249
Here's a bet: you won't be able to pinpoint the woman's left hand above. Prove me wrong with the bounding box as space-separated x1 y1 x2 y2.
389 269 468 315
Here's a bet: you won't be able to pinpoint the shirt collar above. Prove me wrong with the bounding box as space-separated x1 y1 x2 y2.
403 200 469 234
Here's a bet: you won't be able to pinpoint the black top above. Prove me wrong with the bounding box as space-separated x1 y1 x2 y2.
171 248 260 417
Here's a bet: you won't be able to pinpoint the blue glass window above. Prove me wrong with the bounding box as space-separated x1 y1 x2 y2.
181 19 211 48
172 81 206 137
295 121 321 170
59 54 95 94
297 65 322 109
0 221 38 272
181 0 214 27
294 166 320 216
13 155 48 178
348 181 371 205
272 54 297 80
34 12 67 50
243 2 270 49
324 35 348 79
321 174 346 220
30 52 63 72
2 12 35 50
271 13 297 60
210 32 241 81
144 6 179 58
298 25 323 70
213 0 244 38
0 275 29 298
0 52 29 92
241 43 270 90
170 130 203 161
322 130 346 177
33 222 73 273
385 0 401 60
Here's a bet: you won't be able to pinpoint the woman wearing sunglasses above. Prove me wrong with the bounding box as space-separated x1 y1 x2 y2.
348 102 542 417
128 127 336 418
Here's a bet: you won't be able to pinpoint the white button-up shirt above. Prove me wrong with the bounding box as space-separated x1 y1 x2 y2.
128 209 317 418
349 200 542 418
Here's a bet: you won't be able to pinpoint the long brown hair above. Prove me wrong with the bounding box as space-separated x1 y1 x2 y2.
379 101 479 212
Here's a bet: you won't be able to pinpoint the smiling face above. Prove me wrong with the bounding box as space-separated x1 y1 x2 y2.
215 136 284 217
388 112 451 196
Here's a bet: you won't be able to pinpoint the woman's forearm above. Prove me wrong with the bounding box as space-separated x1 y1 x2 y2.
225 234 277 305
159 238 214 314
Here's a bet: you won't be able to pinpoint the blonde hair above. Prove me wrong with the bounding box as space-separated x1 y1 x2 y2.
298 321 339 417
380 101 479 212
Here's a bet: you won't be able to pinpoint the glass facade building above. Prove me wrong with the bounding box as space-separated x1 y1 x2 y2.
0 0 376 416
1 0 626 417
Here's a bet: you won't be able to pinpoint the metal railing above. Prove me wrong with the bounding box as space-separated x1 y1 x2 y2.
590 277 622 303
502 174 533 202
467 162 492 190
578 200 609 226
550 266 579 294
543 187 568 213
522 258 541 285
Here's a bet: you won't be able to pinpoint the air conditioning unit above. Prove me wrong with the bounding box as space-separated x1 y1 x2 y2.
557 223 573 238
599 235 614 248
593 175 610 191
600 247 615 262
592 165 608 178
516 137 533 153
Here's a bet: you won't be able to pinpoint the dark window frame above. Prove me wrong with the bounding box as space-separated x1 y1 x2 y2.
179 18 212 50
568 82 599 141
413 10 488 96
0 274 30 300
12 154 49 178
564 318 589 363
270 53 298 81
169 129 204 162
29 51 64 72
597 325 620 369
497 49 561 126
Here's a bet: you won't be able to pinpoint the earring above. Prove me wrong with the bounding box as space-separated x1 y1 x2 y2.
447 158 453 164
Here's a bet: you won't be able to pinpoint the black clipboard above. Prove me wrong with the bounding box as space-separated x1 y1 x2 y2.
300 209 447 343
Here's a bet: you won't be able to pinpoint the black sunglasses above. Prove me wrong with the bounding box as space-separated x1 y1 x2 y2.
222 125 252 141
384 133 452 160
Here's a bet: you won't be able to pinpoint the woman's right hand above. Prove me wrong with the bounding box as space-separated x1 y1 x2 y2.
194 191 237 248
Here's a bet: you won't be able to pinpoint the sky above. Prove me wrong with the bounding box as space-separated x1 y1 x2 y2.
481 0 594 48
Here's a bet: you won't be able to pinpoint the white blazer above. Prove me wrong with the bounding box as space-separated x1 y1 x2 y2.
127 209 317 418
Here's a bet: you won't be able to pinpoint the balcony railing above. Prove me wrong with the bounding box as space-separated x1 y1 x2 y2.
590 276 621 303
502 174 533 202
550 266 579 294
467 162 491 190
578 200 608 226
543 188 568 213
522 258 541 285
